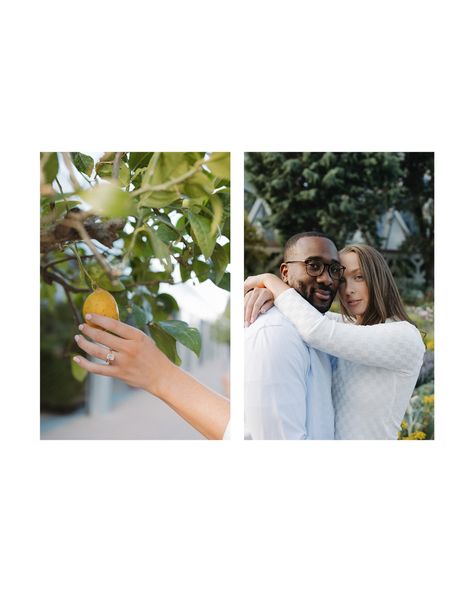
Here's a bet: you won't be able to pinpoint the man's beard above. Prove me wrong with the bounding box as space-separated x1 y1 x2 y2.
295 281 335 314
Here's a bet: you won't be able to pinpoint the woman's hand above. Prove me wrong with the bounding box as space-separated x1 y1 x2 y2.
244 288 274 326
73 313 229 440
244 273 290 300
244 273 274 294
73 313 172 395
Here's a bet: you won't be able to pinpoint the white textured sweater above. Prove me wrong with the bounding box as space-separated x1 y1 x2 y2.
275 289 425 440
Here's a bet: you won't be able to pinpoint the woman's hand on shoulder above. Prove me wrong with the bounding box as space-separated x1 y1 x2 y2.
244 274 272 293
244 273 290 302
244 287 274 327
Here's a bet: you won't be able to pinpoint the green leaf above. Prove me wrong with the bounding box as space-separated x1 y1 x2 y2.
207 152 230 180
42 152 59 184
183 170 214 200
80 183 136 218
155 223 179 243
155 293 179 314
209 194 224 235
184 152 206 165
210 242 229 285
217 271 230 291
128 152 153 171
180 263 191 282
132 232 154 258
146 229 172 271
130 303 147 329
51 199 82 215
223 241 230 261
96 160 130 187
188 212 216 259
152 152 188 185
176 215 188 234
140 190 179 209
118 302 132 322
192 259 210 282
71 357 88 382
222 216 230 240
72 152 94 177
134 269 169 285
159 320 201 357
88 265 125 292
148 322 181 365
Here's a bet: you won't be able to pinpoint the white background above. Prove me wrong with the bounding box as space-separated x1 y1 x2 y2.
1 1 473 591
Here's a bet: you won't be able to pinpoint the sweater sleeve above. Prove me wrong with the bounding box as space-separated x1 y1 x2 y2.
275 288 425 373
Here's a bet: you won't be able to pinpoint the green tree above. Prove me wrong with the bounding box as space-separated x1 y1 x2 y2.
244 213 273 276
40 152 230 389
245 152 404 249
397 152 434 290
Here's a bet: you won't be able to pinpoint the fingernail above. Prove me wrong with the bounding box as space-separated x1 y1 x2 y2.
73 356 80 363
244 322 249 328
74 335 80 342
85 314 92 320
78 324 84 331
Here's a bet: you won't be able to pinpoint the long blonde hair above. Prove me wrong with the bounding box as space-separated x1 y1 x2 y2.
339 244 413 326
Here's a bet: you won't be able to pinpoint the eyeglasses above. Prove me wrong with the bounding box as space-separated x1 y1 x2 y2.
284 258 346 281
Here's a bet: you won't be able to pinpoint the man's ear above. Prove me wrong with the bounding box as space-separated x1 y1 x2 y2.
280 263 289 284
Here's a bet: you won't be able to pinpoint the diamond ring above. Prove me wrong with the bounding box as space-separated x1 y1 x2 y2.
105 350 115 365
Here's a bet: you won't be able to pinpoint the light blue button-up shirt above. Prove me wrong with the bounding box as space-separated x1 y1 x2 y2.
245 307 335 440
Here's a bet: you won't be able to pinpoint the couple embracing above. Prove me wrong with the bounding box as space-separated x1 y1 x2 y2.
244 231 425 440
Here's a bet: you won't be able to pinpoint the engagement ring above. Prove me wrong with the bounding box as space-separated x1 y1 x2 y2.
105 351 115 365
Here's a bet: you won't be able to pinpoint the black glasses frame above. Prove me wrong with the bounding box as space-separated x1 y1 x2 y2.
284 258 346 280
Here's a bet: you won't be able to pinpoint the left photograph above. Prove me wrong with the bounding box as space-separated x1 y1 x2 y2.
40 152 230 440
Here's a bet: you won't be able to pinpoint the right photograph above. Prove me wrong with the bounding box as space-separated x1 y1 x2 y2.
244 152 434 440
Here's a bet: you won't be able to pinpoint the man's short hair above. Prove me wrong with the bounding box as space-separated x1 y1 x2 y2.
283 231 338 261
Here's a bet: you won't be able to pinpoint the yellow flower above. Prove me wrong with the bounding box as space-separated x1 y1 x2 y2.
400 420 408 431
423 395 435 405
425 339 434 351
403 431 427 440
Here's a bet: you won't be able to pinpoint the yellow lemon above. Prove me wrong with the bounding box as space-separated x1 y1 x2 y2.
82 288 119 328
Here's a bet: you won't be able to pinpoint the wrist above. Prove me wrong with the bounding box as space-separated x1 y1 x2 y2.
148 355 178 403
265 274 289 298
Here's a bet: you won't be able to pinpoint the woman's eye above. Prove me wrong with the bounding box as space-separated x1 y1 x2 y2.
354 275 364 281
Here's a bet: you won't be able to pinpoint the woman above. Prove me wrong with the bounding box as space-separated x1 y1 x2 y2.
244 244 425 440
73 313 230 440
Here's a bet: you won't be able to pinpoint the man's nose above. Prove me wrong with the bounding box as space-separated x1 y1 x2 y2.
316 269 333 286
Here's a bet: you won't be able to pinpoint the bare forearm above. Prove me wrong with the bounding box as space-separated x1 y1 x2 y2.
244 273 290 299
151 363 230 440
261 273 290 298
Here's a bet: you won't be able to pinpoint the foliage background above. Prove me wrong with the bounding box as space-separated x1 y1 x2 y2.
40 152 230 413
245 151 433 292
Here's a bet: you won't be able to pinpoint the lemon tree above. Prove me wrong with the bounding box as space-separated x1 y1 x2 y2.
40 152 230 381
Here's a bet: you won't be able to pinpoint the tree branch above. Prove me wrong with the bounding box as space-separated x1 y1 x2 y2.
61 152 82 193
131 158 206 198
41 267 90 293
40 213 125 253
113 152 123 180
62 283 82 325
59 215 119 282
42 254 95 270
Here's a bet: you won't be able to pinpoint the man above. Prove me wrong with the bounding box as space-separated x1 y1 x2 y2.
244 231 343 439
